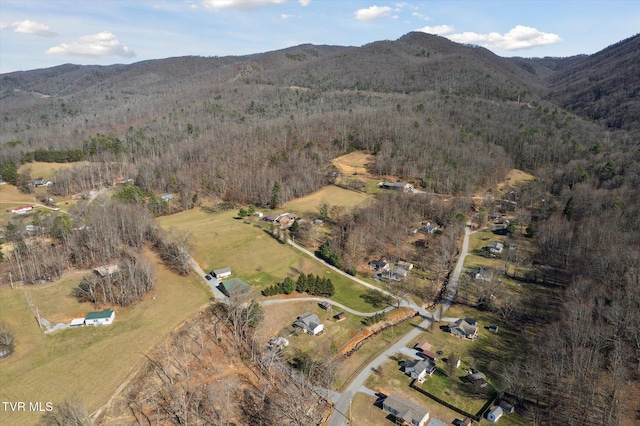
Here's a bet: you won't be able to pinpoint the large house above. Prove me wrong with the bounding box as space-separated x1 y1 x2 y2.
379 181 414 193
447 318 478 340
403 359 436 381
33 178 53 187
368 258 389 272
11 205 33 215
84 308 115 326
382 393 430 426
293 312 324 335
381 266 408 281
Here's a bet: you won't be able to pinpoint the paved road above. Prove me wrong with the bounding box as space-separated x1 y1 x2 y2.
261 297 393 317
327 222 472 426
287 239 430 318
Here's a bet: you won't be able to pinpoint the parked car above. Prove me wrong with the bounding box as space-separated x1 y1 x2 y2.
205 275 212 281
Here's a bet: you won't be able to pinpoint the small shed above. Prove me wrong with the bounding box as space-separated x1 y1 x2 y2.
212 267 232 279
318 301 332 311
93 264 120 278
70 318 85 327
334 312 346 321
487 406 503 423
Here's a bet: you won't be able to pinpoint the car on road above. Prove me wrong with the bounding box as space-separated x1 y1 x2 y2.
205 275 212 280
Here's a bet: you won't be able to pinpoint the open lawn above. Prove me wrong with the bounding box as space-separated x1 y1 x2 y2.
338 315 424 389
281 184 371 217
157 208 381 312
0 249 211 425
331 151 374 176
364 356 465 424
259 301 362 357
18 161 89 181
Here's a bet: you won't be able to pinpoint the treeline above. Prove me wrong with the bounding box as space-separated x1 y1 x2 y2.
21 148 86 163
2 198 190 288
74 255 155 307
262 273 335 297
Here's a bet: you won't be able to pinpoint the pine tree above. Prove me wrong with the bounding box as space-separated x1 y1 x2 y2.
296 273 308 293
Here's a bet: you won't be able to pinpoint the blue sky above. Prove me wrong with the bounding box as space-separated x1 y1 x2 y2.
0 0 638 73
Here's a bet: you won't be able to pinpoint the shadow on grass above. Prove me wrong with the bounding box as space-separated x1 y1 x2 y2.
360 289 393 308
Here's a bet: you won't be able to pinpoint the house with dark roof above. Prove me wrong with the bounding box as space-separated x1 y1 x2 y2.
84 308 115 326
368 259 389 272
403 359 436 381
218 278 252 297
293 312 324 335
471 267 493 282
485 241 504 254
447 318 478 339
382 393 430 426
379 181 414 193
381 266 408 281
466 371 487 388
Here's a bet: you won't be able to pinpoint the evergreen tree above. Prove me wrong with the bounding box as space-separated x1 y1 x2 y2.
282 277 296 294
296 273 308 293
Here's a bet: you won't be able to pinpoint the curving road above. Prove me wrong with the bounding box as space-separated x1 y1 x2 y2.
261 296 393 317
326 222 472 426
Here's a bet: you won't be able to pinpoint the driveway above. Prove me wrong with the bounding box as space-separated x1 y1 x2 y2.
327 222 472 426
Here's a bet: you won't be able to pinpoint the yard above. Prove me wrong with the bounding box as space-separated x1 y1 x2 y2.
281 184 371 217
157 208 383 313
0 249 211 425
18 161 90 181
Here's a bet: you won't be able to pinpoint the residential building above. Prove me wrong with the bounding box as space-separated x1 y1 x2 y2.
382 393 430 426
84 309 115 326
293 312 324 335
404 359 436 381
447 318 479 339
219 278 252 297
211 266 232 279
487 406 504 423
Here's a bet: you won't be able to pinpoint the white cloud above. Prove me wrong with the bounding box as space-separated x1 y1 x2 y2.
282 14 300 19
355 5 392 21
416 24 454 36
46 32 135 58
448 25 562 50
0 23 8 30
299 0 310 5
201 0 286 9
12 20 57 37
412 12 429 21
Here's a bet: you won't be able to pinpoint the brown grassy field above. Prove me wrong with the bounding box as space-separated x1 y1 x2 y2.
0 249 211 425
331 151 375 176
281 184 371 217
18 161 89 180
496 169 535 193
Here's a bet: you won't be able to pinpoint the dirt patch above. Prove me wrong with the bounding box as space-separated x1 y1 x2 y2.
496 169 535 192
339 308 416 356
332 151 375 176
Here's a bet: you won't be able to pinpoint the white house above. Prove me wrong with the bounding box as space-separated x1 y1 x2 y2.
486 242 504 254
11 205 33 215
293 313 324 335
487 406 504 423
84 309 115 326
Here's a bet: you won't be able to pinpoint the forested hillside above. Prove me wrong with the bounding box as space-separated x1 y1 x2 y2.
1 31 640 424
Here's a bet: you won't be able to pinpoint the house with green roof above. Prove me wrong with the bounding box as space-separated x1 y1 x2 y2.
84 308 115 326
219 278 252 298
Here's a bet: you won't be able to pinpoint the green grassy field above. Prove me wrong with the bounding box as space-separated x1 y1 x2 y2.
0 250 211 425
158 208 380 312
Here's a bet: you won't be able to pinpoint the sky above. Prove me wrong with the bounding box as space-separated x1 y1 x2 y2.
0 0 638 74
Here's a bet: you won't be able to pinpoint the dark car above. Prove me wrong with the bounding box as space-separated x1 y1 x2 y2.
205 275 212 281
